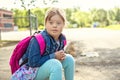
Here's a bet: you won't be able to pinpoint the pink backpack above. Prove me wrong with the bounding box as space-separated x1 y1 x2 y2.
9 34 45 74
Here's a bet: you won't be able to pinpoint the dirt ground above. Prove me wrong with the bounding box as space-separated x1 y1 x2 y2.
0 28 120 80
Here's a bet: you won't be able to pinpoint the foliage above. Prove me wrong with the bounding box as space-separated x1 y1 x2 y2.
14 0 58 10
114 7 120 22
11 6 120 29
32 8 46 26
91 9 108 26
38 25 45 30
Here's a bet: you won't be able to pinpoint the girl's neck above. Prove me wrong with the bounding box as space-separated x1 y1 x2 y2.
54 37 59 41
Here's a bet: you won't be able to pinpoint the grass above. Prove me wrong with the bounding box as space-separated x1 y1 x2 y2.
105 24 120 30
18 28 29 31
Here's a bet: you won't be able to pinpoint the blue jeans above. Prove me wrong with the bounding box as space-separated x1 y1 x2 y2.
35 54 75 80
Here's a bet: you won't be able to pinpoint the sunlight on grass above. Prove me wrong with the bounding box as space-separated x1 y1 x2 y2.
18 28 28 31
105 24 120 30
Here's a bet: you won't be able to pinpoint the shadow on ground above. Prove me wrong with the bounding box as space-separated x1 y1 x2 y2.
0 40 18 48
75 47 120 80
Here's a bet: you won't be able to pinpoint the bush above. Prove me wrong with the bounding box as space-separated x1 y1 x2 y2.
38 25 45 30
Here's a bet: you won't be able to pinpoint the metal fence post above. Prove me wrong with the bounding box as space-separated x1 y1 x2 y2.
28 9 32 36
0 29 1 40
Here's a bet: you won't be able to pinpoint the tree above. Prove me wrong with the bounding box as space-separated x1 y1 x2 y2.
91 9 108 27
12 9 30 28
14 0 58 10
32 8 46 26
71 8 91 27
107 9 116 25
114 7 120 23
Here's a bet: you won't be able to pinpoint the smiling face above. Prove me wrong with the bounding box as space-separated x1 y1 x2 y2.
45 14 65 40
44 8 66 40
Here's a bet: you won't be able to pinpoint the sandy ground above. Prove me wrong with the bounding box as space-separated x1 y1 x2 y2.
0 28 120 80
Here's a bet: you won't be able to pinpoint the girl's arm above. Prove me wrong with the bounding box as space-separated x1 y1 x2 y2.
27 37 54 67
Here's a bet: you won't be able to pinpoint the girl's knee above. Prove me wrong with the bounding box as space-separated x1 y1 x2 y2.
49 59 62 71
65 54 75 66
35 59 62 80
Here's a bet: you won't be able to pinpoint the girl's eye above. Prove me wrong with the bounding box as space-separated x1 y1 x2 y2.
57 22 61 25
49 22 53 24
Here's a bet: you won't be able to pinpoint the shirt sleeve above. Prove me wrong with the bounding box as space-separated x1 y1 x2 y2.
26 37 54 67
49 53 55 58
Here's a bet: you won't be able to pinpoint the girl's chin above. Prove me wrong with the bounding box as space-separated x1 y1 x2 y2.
51 34 59 38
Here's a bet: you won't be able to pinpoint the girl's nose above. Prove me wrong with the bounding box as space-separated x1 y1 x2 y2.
53 23 57 27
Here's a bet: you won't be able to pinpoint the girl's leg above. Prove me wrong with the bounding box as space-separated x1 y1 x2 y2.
61 54 75 80
35 59 63 80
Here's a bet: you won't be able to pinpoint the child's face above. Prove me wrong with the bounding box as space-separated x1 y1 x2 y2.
45 14 65 40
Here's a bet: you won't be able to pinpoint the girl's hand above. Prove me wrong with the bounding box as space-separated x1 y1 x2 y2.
55 50 66 61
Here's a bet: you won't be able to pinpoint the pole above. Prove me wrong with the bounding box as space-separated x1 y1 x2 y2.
0 18 1 40
36 16 38 31
28 9 32 36
0 29 1 40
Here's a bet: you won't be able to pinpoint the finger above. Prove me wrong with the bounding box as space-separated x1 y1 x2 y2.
60 56 66 60
59 50 64 53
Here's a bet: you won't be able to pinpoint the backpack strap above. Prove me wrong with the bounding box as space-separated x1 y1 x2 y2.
35 34 45 55
63 40 66 46
62 34 67 46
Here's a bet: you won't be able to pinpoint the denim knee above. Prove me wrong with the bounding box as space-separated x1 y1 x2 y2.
35 59 63 80
49 59 62 72
65 54 75 64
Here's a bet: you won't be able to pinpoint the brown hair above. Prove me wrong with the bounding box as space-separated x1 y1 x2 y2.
44 7 66 25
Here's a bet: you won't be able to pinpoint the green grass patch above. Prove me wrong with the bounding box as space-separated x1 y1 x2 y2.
18 28 29 31
105 24 120 30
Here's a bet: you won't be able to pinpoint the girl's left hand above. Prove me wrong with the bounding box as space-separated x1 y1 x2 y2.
60 51 66 61
55 50 66 61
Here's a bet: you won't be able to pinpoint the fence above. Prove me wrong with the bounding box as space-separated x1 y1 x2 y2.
0 10 38 40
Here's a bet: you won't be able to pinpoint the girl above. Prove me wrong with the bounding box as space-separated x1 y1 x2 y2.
11 7 75 80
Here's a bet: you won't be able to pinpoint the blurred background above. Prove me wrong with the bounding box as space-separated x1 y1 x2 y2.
0 0 120 33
